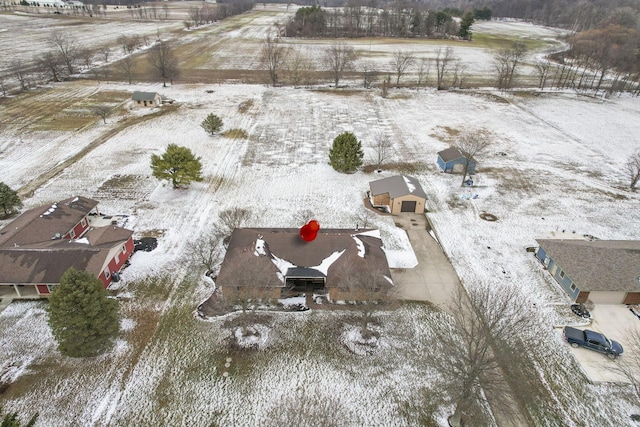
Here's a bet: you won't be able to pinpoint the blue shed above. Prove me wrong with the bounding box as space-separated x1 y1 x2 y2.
437 147 476 174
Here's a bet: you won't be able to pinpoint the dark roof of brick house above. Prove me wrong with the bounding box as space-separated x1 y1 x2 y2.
0 196 98 247
0 197 132 285
369 175 427 199
536 239 640 292
217 228 391 289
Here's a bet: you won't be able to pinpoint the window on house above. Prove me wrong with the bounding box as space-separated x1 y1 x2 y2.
47 285 55 292
570 283 576 291
70 229 75 239
559 270 565 279
104 268 110 279
81 217 87 227
121 244 127 254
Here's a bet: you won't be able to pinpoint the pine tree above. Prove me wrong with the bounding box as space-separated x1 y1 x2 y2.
47 268 119 358
458 11 475 40
0 182 22 218
201 113 223 135
0 407 38 427
329 132 364 173
150 144 204 188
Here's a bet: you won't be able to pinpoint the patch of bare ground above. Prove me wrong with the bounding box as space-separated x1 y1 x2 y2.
362 161 425 174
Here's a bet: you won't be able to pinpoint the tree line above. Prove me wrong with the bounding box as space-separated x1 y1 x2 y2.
285 5 490 39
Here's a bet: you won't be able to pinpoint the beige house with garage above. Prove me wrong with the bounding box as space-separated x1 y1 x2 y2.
369 175 427 215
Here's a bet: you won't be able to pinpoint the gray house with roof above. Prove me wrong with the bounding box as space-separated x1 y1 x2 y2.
131 91 161 108
369 175 427 214
536 238 640 304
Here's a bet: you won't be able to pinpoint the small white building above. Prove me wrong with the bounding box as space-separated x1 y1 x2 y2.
131 92 162 108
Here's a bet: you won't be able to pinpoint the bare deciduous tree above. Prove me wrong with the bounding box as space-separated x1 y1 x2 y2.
391 49 415 87
534 60 552 90
10 60 30 91
353 208 375 230
92 105 111 124
78 48 94 69
50 32 77 75
416 58 430 90
218 207 253 236
261 30 289 87
371 132 392 168
192 231 224 276
429 284 533 427
435 47 454 90
495 42 527 91
100 46 111 62
625 150 640 189
455 130 490 186
38 51 64 82
340 267 395 337
117 55 135 84
612 327 640 398
324 42 357 88
285 47 308 88
148 39 179 87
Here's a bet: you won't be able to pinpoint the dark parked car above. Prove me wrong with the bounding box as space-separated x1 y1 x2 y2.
563 326 623 359
134 237 158 252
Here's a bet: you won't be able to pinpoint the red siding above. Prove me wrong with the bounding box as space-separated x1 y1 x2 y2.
36 284 50 295
98 236 135 288
63 215 90 239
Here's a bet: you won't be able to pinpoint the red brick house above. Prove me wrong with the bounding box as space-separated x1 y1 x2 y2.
0 196 134 299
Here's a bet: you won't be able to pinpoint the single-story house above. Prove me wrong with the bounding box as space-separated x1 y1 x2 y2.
535 238 640 304
437 147 476 174
369 175 427 214
216 228 392 302
0 196 134 299
131 91 161 108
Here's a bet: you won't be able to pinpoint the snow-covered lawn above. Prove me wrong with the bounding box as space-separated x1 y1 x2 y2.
1 82 639 425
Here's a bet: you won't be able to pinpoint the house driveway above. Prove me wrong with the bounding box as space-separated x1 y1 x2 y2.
390 214 460 312
561 304 640 383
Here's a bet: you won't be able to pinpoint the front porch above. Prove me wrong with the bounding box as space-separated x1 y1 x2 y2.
0 285 42 300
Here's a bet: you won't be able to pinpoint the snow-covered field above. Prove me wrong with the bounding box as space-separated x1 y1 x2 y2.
1 11 640 427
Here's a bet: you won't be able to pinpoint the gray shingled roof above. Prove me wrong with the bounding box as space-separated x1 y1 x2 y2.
369 175 427 199
536 239 640 292
131 91 159 101
437 147 465 162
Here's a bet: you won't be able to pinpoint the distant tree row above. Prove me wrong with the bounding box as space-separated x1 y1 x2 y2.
285 5 464 39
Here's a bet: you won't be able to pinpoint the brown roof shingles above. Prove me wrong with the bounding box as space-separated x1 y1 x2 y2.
217 228 391 289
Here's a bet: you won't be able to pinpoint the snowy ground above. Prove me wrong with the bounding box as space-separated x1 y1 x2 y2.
1 11 640 427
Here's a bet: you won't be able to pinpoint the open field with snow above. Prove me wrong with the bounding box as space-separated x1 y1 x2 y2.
1 7 640 427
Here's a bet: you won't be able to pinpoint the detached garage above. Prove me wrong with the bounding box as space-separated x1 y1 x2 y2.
535 238 640 304
369 175 427 215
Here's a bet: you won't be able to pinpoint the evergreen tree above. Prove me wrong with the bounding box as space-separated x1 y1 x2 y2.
47 268 119 358
151 144 203 188
329 132 364 173
459 11 475 40
0 407 38 427
0 182 22 218
201 113 223 135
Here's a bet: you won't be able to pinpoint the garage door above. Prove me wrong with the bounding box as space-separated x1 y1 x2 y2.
589 291 626 304
401 201 417 212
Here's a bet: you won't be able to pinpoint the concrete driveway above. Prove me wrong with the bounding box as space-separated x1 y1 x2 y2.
561 304 640 383
390 214 460 312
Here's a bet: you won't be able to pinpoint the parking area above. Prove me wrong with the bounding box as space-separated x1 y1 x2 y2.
562 304 640 383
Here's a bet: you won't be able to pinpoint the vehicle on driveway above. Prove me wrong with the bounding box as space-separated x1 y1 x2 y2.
563 326 623 359
134 237 158 252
